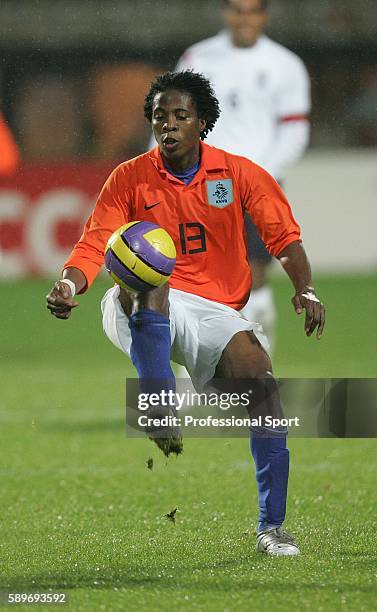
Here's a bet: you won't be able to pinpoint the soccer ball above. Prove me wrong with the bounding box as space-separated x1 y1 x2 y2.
104 221 176 292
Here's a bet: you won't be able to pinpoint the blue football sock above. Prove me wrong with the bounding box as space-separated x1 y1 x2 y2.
250 426 289 532
128 309 175 400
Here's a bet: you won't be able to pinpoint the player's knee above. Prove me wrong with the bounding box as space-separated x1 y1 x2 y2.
255 350 272 378
216 330 272 378
245 334 272 378
119 284 169 317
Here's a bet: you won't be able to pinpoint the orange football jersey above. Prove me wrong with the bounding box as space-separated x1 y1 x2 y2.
64 142 300 310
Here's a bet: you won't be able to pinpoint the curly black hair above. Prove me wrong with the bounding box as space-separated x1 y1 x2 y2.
144 70 220 140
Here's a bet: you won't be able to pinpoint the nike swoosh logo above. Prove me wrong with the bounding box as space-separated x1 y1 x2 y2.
144 202 160 211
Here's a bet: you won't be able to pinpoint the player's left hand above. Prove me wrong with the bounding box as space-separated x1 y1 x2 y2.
292 287 325 339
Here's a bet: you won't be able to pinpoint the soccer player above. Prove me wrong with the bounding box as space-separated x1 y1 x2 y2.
176 0 311 346
0 112 20 176
46 71 325 556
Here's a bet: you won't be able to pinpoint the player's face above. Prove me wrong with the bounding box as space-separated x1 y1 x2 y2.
223 0 268 47
152 89 206 170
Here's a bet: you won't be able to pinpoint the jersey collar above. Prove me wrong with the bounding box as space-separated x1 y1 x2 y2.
148 141 228 183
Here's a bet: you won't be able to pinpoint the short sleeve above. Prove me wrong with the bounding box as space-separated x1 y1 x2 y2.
63 165 130 291
240 161 301 257
276 56 311 119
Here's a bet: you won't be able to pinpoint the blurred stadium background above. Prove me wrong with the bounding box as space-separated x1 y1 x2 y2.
1 2 376 609
0 0 376 278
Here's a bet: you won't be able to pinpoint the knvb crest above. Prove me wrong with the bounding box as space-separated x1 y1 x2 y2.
206 179 233 208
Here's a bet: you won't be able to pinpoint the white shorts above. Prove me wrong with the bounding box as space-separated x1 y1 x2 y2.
101 286 269 391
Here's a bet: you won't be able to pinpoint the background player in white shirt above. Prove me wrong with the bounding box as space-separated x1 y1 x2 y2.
176 0 311 346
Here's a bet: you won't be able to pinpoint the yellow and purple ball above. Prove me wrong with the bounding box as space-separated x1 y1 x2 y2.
104 221 176 292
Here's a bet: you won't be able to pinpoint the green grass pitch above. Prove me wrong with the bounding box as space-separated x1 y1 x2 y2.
1 275 376 611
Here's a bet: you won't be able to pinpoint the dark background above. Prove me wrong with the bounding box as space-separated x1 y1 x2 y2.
1 0 376 159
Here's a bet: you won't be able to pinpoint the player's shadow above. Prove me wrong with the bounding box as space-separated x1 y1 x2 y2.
3 556 376 594
0 572 162 592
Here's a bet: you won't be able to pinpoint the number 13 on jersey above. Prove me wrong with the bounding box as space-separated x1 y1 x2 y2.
179 222 207 255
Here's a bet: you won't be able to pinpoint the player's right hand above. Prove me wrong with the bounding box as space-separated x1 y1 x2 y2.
46 281 79 320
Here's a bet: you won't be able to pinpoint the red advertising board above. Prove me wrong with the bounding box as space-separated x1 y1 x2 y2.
0 163 114 277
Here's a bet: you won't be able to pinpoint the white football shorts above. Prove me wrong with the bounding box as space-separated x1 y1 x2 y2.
101 285 269 391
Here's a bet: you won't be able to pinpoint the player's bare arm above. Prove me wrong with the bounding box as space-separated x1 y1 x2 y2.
46 267 86 320
277 240 325 339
